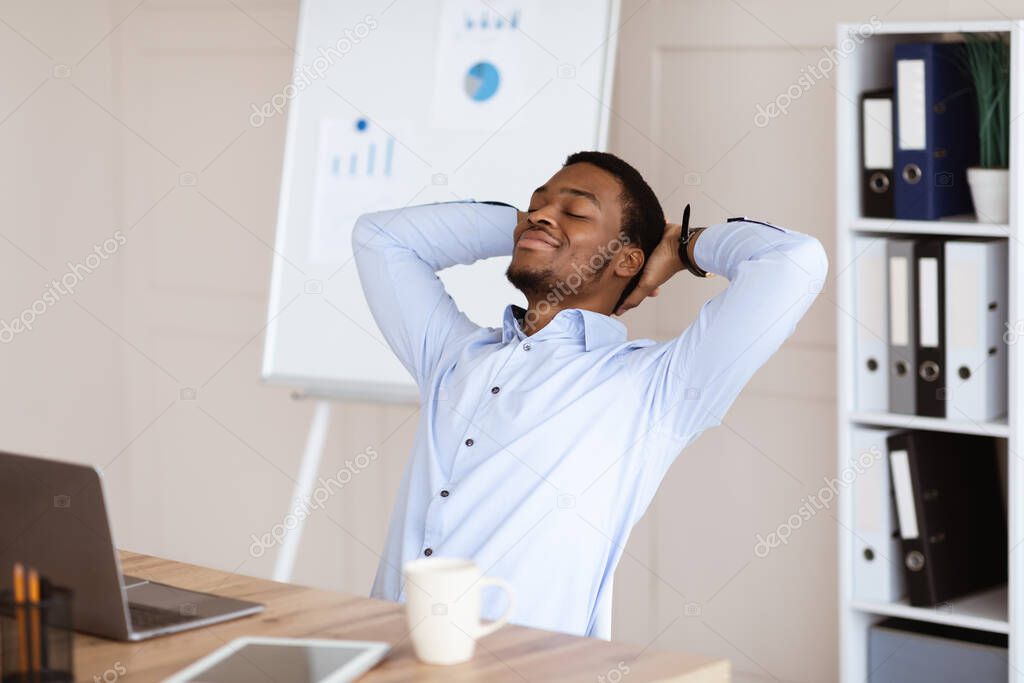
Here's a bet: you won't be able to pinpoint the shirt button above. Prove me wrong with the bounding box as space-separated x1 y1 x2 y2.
440 489 450 497
523 343 532 351
490 386 500 394
423 548 433 556
465 438 474 447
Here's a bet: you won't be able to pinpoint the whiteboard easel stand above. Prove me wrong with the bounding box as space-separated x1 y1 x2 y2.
273 397 332 582
267 382 419 583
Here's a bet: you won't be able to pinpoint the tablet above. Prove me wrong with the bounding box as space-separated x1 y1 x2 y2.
164 637 391 683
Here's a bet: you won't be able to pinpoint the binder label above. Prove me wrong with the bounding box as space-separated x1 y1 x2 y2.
857 240 886 335
919 257 939 347
855 449 885 533
889 256 909 345
949 257 979 349
890 450 919 540
897 59 926 150
863 99 893 169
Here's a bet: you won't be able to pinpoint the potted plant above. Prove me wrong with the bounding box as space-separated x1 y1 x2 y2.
959 33 1010 223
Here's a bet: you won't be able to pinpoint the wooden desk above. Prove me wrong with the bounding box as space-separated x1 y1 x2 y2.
73 552 730 682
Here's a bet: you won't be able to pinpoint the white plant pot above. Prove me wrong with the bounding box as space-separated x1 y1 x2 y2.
967 167 1009 224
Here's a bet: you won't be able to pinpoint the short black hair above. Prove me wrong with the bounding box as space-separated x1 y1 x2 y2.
562 151 665 309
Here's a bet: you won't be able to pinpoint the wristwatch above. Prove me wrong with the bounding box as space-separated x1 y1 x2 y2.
676 204 709 278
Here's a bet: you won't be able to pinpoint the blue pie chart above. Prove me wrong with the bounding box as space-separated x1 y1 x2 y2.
465 61 500 102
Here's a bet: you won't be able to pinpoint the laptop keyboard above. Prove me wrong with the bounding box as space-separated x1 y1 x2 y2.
128 602 200 631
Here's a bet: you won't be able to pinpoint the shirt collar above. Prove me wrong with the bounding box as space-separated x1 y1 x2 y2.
500 305 627 351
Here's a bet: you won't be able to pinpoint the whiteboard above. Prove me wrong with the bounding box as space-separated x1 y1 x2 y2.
262 0 620 401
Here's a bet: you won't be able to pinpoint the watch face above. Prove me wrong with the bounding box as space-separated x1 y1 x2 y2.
677 232 690 263
677 220 709 279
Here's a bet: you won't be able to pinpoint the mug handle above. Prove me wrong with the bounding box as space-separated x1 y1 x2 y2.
473 577 515 639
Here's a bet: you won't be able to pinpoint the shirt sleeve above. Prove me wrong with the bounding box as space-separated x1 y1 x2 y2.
352 200 517 389
623 219 828 446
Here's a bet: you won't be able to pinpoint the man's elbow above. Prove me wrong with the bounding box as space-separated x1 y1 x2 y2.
351 212 382 254
789 234 829 286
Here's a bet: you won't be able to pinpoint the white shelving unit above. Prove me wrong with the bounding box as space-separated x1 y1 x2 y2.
850 216 1011 237
849 411 1010 438
836 20 1024 682
850 585 1010 635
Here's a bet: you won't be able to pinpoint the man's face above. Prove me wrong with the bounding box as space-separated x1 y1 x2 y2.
506 162 635 300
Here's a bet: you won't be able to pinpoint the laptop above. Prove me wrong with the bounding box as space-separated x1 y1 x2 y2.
0 451 264 640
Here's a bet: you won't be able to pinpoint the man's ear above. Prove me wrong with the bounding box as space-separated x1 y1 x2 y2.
614 245 645 279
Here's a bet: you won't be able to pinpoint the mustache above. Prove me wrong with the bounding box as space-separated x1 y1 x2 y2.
518 224 562 247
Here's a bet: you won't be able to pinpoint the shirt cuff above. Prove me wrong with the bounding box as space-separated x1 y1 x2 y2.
692 219 791 280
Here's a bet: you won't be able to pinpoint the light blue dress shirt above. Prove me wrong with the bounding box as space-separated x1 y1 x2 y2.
354 200 827 639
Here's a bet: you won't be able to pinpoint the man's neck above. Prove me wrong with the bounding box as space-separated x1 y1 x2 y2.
519 296 614 336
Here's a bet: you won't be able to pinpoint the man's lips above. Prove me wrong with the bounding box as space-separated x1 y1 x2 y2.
517 228 561 250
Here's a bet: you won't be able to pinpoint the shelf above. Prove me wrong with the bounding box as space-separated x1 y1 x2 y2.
850 585 1009 634
862 20 1015 36
849 411 1010 437
850 217 1011 237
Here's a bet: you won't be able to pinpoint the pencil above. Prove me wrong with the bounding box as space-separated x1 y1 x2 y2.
28 567 41 674
13 562 28 674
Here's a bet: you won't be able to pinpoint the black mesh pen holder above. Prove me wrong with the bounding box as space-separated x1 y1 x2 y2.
0 583 73 683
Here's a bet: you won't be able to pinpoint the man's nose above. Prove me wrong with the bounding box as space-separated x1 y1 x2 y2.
530 206 556 226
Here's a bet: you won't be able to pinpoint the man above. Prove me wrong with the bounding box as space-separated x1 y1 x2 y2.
353 151 827 639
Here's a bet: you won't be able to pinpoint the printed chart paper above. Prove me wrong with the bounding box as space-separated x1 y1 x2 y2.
431 0 536 131
309 117 419 262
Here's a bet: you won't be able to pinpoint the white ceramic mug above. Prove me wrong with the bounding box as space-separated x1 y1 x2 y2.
403 557 515 665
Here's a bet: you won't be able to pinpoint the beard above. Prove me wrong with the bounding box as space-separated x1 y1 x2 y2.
505 262 556 297
505 253 612 299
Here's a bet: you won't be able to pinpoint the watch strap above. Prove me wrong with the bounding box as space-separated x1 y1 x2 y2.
677 204 708 278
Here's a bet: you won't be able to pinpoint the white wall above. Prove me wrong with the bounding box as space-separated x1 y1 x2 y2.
0 1 1018 681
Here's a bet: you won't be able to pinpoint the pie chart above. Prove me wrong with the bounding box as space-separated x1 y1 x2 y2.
464 61 500 102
